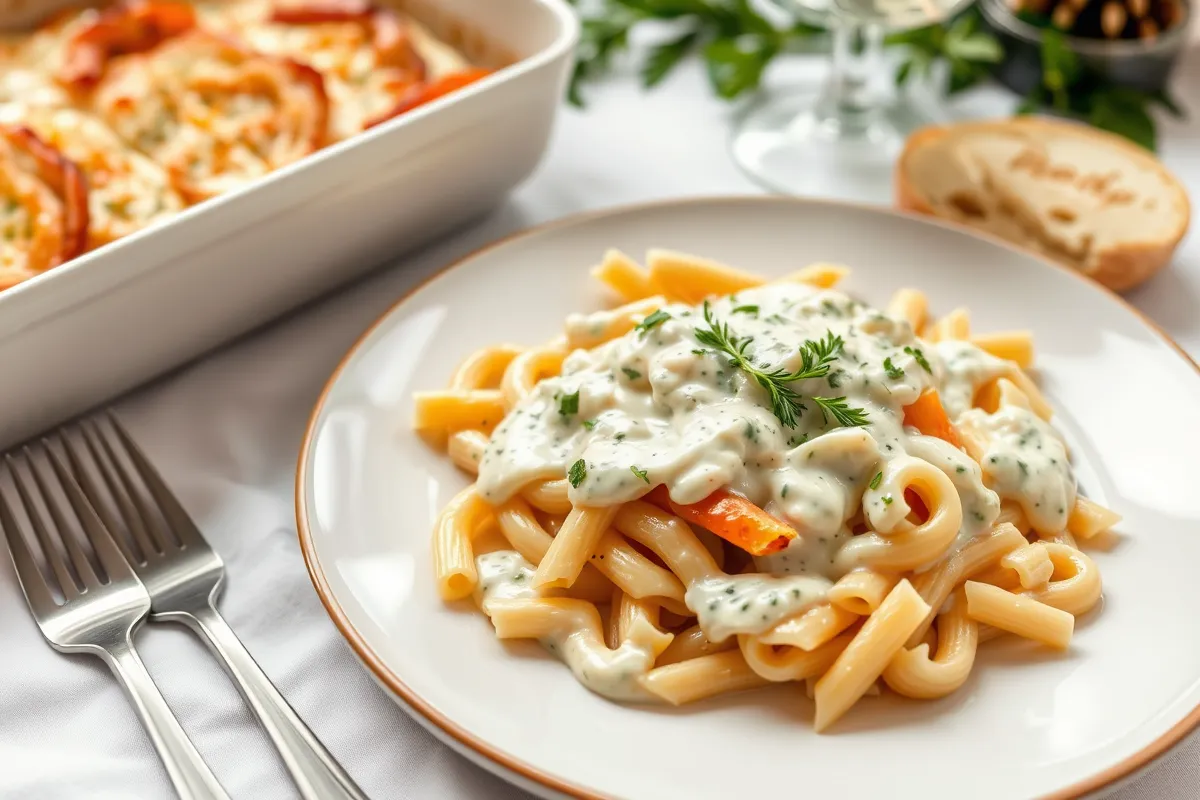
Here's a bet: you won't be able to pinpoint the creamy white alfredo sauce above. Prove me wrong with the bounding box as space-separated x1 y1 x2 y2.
474 551 656 701
475 284 1075 661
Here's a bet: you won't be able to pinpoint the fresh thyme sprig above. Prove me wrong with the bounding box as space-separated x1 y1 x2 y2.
692 302 868 429
812 396 871 428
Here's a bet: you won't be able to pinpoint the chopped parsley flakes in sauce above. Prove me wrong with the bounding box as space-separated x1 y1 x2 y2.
474 283 1074 679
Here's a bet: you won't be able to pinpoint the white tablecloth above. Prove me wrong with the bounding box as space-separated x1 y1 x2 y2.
3 48 1200 799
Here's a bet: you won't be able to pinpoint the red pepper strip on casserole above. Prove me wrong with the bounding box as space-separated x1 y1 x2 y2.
0 125 89 288
58 0 196 88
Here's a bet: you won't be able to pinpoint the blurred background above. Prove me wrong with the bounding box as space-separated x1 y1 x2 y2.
562 0 1196 201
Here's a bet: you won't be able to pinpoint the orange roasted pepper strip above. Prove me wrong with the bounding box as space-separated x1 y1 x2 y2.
59 0 196 88
902 389 961 448
647 487 796 556
366 68 492 128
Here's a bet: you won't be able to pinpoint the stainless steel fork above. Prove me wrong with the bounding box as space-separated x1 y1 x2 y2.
0 442 230 800
65 414 366 800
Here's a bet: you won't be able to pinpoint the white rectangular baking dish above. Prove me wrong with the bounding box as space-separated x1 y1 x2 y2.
0 0 577 448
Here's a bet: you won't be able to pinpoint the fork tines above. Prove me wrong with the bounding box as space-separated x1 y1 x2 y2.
0 435 136 604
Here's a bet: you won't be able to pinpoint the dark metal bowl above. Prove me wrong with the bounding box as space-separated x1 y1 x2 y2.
979 0 1193 95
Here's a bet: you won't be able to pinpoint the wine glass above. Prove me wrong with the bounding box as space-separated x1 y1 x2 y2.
731 0 977 202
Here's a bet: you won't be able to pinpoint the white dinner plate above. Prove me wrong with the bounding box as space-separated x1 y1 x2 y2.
296 197 1200 800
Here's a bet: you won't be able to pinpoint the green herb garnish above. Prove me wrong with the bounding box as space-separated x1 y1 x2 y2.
558 390 579 417
582 419 596 431
869 471 883 490
882 494 894 506
904 345 932 374
630 465 650 483
811 396 870 428
568 459 587 488
692 302 866 429
635 309 671 337
621 366 642 381
731 305 759 316
884 356 904 380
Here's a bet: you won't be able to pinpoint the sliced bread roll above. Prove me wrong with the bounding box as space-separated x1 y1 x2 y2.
896 117 1190 292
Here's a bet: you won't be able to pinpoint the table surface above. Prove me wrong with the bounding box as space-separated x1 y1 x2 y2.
3 46 1200 800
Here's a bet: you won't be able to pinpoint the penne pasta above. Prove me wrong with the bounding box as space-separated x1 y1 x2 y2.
964 581 1074 649
421 247 1111 730
591 249 656 302
813 580 931 731
640 650 771 705
971 330 1034 368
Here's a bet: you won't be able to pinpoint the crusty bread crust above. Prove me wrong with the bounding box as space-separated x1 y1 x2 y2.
895 117 1191 292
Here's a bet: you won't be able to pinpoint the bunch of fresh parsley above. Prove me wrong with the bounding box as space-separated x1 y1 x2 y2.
566 0 1184 150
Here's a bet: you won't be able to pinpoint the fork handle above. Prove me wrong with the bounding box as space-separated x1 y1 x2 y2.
103 635 231 800
181 603 368 800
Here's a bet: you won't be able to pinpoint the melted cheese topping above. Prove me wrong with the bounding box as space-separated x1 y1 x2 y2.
201 0 467 140
92 31 325 202
1 105 184 247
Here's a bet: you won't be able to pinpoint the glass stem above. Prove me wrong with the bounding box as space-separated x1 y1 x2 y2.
814 19 886 137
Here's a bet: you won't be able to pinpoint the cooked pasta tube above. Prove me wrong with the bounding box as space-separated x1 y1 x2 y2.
1067 496 1122 540
828 570 899 615
886 288 927 332
646 249 761 303
447 430 489 474
656 624 736 666
501 340 567 406
739 630 854 682
971 331 1034 368
640 649 771 705
838 457 963 572
907 523 1026 646
882 587 977 699
433 487 494 600
610 589 675 659
1029 543 1102 616
591 249 656 302
1001 543 1054 589
413 389 506 436
566 296 666 350
522 479 572 514
964 581 1074 649
813 579 930 731
450 344 524 390
533 506 619 589
488 598 659 702
760 604 859 651
778 262 849 288
613 501 723 584
494 496 613 600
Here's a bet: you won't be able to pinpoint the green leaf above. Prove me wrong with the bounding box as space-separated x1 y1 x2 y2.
703 35 779 99
1014 93 1041 115
895 58 915 87
944 31 1003 63
884 23 942 49
1040 28 1082 107
732 0 775 35
1150 89 1186 119
611 0 709 17
641 30 700 88
1088 88 1157 150
567 62 587 107
947 58 987 94
567 11 639 107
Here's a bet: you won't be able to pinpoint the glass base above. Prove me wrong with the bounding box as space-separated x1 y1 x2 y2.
731 90 931 203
